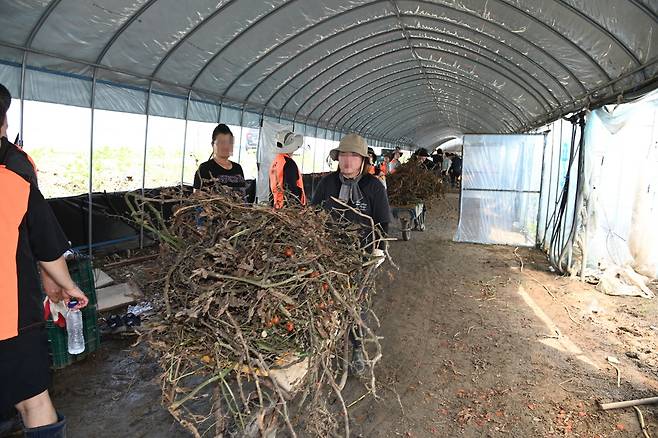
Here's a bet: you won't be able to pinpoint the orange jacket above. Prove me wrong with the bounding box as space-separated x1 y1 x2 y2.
269 154 306 209
0 166 30 340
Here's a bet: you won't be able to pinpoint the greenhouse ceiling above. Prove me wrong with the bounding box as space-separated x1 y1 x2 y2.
0 0 657 148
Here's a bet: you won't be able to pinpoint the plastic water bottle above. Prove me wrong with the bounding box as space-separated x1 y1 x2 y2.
67 299 85 355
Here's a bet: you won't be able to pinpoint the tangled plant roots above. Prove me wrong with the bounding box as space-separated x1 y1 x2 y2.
127 185 386 437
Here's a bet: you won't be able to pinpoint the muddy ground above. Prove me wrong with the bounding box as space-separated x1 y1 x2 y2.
45 193 658 437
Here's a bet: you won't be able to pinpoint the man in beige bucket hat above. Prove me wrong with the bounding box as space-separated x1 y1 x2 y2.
311 133 391 376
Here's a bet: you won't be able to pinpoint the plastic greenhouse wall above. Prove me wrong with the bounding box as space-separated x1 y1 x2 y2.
455 134 546 246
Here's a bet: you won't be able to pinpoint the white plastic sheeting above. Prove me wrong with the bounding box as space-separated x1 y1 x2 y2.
581 92 658 280
1 1 657 148
455 134 545 246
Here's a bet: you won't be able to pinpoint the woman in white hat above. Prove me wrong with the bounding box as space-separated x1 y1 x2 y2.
311 133 390 375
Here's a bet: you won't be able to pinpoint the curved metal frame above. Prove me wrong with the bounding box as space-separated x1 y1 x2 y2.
189 0 306 89
627 0 658 24
365 100 493 136
286 44 548 124
325 66 530 128
271 28 551 116
331 75 525 129
25 0 641 105
553 0 642 68
249 1 594 108
346 86 507 134
355 96 498 135
16 0 656 146
24 0 62 47
357 96 491 134
386 114 460 141
151 0 238 76
379 108 478 140
383 111 477 141
95 0 160 64
300 30 561 119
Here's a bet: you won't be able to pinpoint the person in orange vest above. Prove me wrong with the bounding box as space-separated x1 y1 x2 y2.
269 130 306 209
366 147 387 187
0 84 37 186
0 84 89 437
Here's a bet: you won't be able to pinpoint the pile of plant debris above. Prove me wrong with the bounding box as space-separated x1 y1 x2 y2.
387 161 444 206
127 186 387 437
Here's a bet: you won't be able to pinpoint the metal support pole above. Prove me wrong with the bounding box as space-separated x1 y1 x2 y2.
88 69 98 258
19 52 27 146
237 109 244 163
535 133 549 246
180 90 192 189
543 123 557 248
140 84 153 249
314 124 321 172
255 110 264 201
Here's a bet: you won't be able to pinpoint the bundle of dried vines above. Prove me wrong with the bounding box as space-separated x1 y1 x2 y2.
126 185 386 437
387 161 444 206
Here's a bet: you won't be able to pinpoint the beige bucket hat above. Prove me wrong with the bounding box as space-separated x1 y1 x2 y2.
329 133 369 161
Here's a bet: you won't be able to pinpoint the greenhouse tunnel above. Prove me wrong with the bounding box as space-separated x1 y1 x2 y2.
0 0 656 251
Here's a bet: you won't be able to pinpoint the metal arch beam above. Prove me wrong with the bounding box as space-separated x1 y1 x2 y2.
189 0 305 89
287 44 549 122
302 32 560 119
383 111 482 141
405 17 575 99
352 95 500 135
282 43 415 118
252 0 589 110
379 109 480 140
352 92 501 134
284 37 555 118
151 0 238 76
369 105 490 140
95 0 160 64
331 76 524 130
386 114 464 142
381 106 505 137
255 15 398 106
628 0 658 24
324 65 530 128
340 80 520 132
468 0 612 82
332 69 526 130
223 8 397 97
399 31 560 107
361 99 495 137
389 0 441 124
24 0 62 47
554 0 643 69
349 80 517 132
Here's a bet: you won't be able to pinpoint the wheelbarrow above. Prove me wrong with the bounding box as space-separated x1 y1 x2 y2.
391 203 426 241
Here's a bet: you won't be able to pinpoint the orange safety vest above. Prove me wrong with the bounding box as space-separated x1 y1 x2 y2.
269 154 307 209
0 166 30 340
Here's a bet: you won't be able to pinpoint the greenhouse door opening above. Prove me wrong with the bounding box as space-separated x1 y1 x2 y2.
455 134 546 246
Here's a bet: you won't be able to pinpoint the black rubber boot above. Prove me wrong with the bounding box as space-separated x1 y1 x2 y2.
23 413 66 438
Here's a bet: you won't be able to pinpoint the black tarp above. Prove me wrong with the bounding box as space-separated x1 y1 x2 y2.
47 180 257 252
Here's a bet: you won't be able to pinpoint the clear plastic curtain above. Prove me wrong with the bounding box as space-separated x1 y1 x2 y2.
455 134 545 246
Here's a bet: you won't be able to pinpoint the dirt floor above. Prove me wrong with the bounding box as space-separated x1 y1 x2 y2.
44 192 658 437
